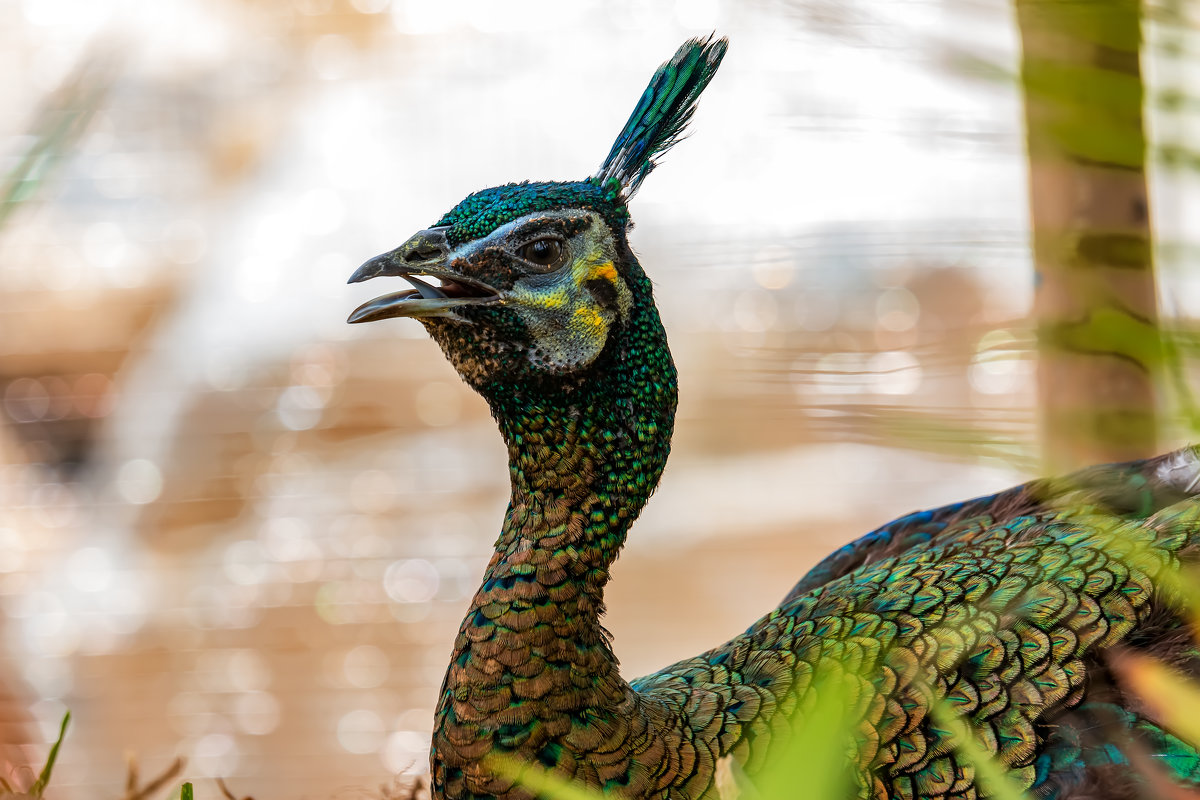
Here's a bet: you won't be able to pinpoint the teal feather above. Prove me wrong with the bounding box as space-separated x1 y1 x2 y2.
593 35 727 198
349 34 1200 800
434 180 627 248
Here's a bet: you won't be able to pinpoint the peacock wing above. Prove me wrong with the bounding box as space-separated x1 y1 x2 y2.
630 448 1200 798
786 446 1200 603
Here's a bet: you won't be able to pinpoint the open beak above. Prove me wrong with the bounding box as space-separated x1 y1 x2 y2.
347 226 500 323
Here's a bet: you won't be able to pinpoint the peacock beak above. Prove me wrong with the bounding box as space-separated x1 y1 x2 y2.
346 226 500 323
348 226 451 284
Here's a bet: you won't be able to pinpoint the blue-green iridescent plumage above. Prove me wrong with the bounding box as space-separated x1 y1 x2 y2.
353 35 1200 800
435 181 628 248
595 33 727 197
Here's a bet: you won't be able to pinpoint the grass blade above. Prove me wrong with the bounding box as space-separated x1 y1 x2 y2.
28 710 70 797
0 50 118 231
1118 653 1200 750
931 700 1031 800
753 671 857 800
483 754 613 800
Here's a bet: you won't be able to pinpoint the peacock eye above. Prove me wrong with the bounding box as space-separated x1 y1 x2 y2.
517 237 566 270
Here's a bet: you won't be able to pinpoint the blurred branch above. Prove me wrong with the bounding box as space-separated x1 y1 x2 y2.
812 404 1039 470
0 48 120 232
1016 0 1164 472
123 754 184 800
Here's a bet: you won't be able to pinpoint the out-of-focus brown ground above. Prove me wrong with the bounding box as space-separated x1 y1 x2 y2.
607 522 873 680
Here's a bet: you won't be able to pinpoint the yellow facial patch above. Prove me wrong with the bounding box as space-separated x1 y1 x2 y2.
587 261 618 283
573 257 633 323
512 283 569 310
499 210 635 373
571 306 606 334
509 251 631 372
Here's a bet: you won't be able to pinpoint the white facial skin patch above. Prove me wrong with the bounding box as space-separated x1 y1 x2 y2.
500 211 633 372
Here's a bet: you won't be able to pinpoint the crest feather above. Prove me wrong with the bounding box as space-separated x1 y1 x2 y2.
593 35 728 199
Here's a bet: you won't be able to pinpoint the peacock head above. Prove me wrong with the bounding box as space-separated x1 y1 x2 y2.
347 36 727 397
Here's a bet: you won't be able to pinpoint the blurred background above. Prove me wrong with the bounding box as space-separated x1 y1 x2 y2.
2 0 1199 796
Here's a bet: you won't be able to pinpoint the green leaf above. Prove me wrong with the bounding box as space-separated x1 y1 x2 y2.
931 700 1032 800
28 710 70 798
487 669 860 800
0 53 116 231
484 754 614 800
1119 653 1200 750
752 670 857 800
1045 307 1166 371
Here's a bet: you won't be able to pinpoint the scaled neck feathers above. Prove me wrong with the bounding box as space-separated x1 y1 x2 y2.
431 263 679 797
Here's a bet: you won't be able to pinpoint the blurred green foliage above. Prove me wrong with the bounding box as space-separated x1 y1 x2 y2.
0 712 68 798
930 702 1031 800
0 51 116 232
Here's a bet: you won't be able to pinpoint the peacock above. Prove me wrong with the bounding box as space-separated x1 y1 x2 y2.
347 36 1200 800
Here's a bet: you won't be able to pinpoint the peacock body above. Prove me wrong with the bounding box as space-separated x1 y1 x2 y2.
347 37 1200 800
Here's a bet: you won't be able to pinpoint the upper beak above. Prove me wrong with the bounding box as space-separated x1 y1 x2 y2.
346 227 499 324
348 226 451 285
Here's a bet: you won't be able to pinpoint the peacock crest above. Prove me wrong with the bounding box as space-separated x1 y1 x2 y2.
592 34 727 199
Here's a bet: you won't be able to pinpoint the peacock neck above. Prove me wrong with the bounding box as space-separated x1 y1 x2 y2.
481 281 677 611
433 284 678 794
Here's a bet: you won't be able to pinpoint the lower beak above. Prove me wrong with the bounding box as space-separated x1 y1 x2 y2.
347 227 499 323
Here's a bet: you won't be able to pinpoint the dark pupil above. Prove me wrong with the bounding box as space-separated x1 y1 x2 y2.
525 239 560 265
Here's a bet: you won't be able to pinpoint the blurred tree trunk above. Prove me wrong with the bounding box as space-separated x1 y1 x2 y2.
1016 0 1163 473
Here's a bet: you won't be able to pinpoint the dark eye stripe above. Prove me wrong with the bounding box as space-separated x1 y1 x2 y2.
584 277 620 311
